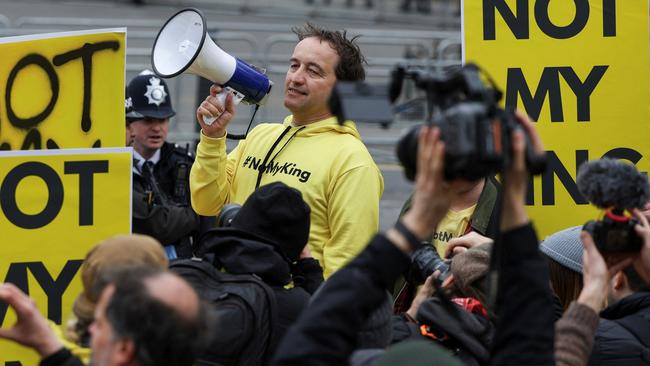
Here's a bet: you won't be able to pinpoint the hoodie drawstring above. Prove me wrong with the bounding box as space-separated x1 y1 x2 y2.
255 126 305 189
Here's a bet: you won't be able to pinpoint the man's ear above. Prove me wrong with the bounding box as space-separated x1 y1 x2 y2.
114 338 137 365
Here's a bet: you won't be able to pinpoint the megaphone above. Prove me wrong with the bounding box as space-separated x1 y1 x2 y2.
151 8 272 126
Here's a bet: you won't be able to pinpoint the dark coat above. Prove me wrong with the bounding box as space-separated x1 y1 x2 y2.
132 142 202 258
588 292 650 365
391 297 494 365
489 224 555 365
39 348 83 366
202 228 324 344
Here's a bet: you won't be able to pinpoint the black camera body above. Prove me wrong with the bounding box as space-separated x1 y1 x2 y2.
395 64 546 181
583 210 643 253
410 244 451 284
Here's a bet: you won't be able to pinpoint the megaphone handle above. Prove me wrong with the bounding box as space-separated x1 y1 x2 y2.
203 87 244 126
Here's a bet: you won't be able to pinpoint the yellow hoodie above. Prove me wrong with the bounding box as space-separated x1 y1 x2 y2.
190 116 384 277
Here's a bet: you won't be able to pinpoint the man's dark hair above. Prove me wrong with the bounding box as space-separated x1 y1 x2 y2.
104 266 211 366
624 267 650 293
292 22 366 81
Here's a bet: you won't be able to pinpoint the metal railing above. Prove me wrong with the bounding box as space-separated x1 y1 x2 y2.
0 11 462 144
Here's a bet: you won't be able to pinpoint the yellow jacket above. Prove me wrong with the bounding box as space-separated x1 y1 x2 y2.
190 116 383 277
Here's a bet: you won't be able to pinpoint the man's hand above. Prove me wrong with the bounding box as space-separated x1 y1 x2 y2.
633 209 650 284
196 84 237 138
402 127 455 238
389 127 453 253
500 111 545 231
578 231 633 312
0 283 63 358
445 231 493 258
406 274 436 320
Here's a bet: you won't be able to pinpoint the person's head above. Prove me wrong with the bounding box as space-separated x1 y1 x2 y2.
126 70 175 159
89 266 209 366
375 340 462 366
284 23 366 124
228 181 311 263
448 242 491 307
72 235 168 343
540 226 584 311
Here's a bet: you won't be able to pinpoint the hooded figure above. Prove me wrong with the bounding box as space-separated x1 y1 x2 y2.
198 181 324 343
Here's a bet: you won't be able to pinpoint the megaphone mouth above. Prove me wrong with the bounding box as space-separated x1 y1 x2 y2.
151 8 207 78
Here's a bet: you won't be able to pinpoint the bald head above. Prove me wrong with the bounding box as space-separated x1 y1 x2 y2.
144 272 200 322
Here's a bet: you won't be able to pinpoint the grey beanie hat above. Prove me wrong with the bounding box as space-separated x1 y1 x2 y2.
540 226 584 273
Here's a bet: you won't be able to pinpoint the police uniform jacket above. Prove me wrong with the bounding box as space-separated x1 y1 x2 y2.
133 141 200 258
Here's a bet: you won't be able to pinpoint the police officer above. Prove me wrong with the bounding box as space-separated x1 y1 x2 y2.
126 70 200 259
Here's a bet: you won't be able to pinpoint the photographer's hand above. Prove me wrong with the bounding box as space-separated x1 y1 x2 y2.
390 127 455 253
633 209 650 284
500 111 544 231
0 283 63 358
406 274 436 320
445 231 493 258
196 84 237 138
578 231 633 312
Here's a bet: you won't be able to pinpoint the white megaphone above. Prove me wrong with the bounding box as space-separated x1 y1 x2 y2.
151 8 272 126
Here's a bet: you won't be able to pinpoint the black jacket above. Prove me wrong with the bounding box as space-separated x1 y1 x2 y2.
132 142 202 258
271 223 554 366
202 228 324 344
588 292 650 365
489 224 555 365
40 348 83 366
391 297 494 365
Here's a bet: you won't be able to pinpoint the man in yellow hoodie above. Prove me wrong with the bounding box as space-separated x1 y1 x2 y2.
190 23 384 277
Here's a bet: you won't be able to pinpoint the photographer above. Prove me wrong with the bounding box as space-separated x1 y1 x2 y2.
391 242 494 365
271 111 555 365
199 182 324 347
555 212 650 366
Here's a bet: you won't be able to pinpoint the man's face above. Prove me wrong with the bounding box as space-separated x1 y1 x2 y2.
283 37 339 123
128 117 169 158
89 286 121 366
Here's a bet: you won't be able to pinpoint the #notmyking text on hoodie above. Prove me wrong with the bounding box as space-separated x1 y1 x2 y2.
242 155 312 183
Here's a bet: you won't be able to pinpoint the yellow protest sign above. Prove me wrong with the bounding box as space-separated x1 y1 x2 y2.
463 0 650 237
0 147 132 364
0 29 126 150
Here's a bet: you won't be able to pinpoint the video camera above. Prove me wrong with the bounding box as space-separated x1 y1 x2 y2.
577 159 650 253
328 63 546 181
392 63 546 181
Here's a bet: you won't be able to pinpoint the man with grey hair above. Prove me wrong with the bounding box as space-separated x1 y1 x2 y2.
0 266 209 366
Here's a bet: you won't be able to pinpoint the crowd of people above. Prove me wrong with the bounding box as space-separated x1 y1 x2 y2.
1 21 649 366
